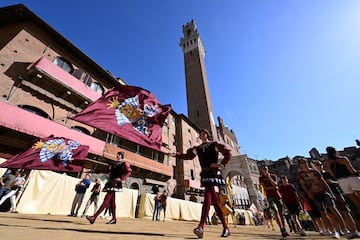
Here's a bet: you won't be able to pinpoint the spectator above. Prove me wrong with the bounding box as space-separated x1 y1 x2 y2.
100 202 112 220
81 178 101 217
325 146 360 217
0 169 16 198
279 175 306 236
69 173 91 217
299 190 325 234
152 192 161 221
314 160 359 238
151 184 159 194
298 157 343 239
0 169 25 213
190 195 198 203
159 190 167 222
259 166 289 237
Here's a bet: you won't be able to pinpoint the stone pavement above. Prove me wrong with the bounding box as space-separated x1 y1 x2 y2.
0 213 351 240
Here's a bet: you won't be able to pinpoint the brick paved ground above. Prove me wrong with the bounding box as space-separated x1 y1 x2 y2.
0 213 352 240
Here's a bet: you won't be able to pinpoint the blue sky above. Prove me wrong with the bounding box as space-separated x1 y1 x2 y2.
3 1 360 160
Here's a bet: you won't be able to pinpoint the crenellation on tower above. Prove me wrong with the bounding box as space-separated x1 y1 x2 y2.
180 20 205 58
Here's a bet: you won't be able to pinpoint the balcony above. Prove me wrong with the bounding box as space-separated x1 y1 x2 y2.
26 57 101 111
103 143 172 179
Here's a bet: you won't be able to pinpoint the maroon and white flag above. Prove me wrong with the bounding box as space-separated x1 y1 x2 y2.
72 85 171 151
0 136 89 172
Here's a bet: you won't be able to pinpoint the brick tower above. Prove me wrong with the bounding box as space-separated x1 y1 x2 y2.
179 20 218 141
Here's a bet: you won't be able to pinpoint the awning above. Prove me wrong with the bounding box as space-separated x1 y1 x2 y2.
0 100 105 156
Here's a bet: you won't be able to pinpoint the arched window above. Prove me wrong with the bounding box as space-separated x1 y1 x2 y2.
90 82 104 95
53 56 73 73
19 105 51 119
71 126 90 135
130 182 139 190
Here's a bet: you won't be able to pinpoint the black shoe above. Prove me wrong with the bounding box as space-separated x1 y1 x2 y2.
221 228 230 237
86 215 95 224
281 228 289 237
193 228 204 238
106 219 116 224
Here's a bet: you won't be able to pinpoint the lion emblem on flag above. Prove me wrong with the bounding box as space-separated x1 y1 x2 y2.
33 138 80 166
108 95 159 136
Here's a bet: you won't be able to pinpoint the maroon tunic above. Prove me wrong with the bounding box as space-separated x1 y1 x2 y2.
176 141 231 186
259 174 281 199
279 183 298 205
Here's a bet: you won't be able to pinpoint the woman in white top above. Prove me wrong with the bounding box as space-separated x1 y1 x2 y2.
0 169 25 213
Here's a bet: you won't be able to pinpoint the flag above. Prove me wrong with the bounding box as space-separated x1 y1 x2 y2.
71 85 171 151
0 136 89 172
